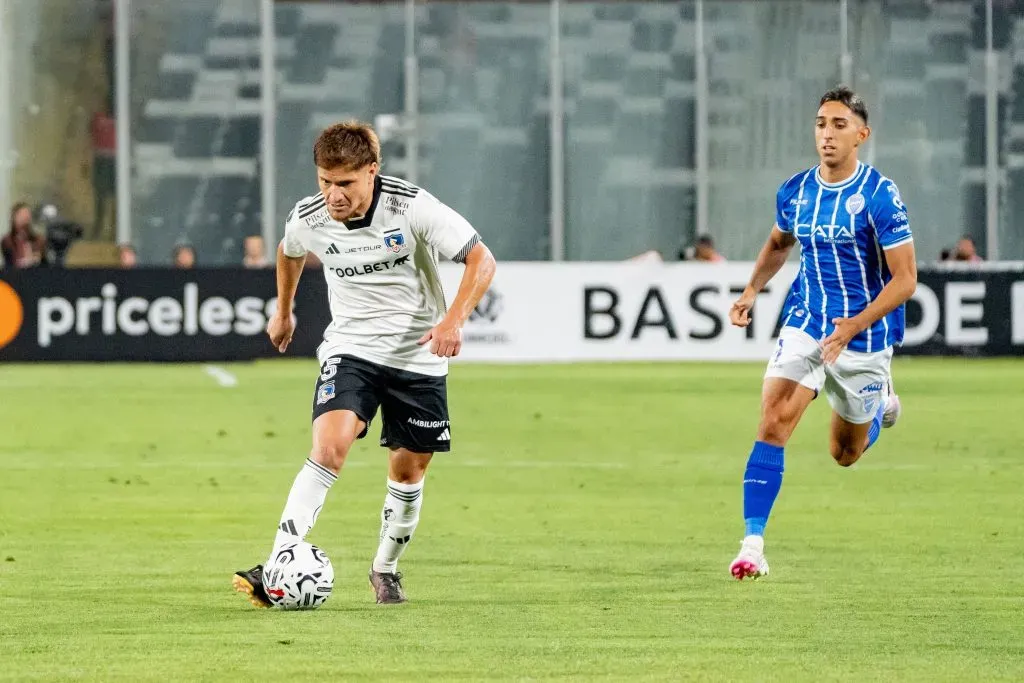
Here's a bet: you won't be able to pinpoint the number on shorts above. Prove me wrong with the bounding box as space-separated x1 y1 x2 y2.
320 358 341 381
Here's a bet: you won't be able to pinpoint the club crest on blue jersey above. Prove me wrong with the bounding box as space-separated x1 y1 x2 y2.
383 233 406 253
845 193 865 215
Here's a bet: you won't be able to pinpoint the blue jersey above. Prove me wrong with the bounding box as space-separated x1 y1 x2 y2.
775 161 913 353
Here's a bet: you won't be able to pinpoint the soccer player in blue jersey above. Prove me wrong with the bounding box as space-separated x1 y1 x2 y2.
727 87 917 580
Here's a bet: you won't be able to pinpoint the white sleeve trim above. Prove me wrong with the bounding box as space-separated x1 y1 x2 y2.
881 236 913 250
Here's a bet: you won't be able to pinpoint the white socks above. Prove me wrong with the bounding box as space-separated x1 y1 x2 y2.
742 535 765 552
372 479 424 574
271 466 424 575
272 458 337 551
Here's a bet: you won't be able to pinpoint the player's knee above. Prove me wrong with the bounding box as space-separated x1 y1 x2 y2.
830 442 862 467
390 461 429 485
310 439 351 473
389 450 432 484
390 470 423 485
757 412 793 445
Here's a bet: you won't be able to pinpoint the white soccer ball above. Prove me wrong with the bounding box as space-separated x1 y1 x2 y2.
263 541 334 610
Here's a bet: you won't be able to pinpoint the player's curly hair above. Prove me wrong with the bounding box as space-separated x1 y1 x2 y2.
313 121 381 171
820 86 868 123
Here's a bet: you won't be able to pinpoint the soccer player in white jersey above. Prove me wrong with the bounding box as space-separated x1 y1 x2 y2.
233 122 496 605
727 87 917 580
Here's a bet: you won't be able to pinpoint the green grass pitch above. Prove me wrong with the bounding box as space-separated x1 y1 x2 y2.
2 359 1023 681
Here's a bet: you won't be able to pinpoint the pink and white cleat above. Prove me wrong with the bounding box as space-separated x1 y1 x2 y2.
730 535 770 580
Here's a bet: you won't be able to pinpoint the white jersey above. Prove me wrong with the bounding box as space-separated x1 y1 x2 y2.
281 175 480 376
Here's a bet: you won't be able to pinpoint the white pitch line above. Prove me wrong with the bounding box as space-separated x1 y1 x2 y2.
203 365 238 388
2 457 628 471
459 460 626 470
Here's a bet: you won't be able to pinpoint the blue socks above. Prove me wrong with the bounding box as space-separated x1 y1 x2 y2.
743 408 882 537
865 402 884 451
743 441 785 537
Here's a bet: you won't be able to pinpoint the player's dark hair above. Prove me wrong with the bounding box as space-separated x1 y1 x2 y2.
819 86 868 123
313 121 381 171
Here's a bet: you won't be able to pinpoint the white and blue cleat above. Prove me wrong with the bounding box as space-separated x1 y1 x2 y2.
730 535 770 581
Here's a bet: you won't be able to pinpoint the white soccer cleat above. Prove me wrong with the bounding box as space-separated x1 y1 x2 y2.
729 535 770 581
882 378 901 429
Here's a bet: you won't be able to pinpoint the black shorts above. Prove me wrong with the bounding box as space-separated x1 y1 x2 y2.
311 354 451 453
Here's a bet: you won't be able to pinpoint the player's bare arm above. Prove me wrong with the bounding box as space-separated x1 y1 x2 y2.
267 243 306 353
417 242 497 358
822 241 916 364
730 226 797 327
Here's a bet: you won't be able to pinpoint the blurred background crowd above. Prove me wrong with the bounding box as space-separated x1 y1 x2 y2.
1 0 1020 270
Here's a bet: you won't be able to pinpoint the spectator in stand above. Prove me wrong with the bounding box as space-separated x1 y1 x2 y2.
173 243 196 269
679 236 726 262
118 243 137 268
694 235 726 262
91 105 117 239
242 234 269 268
953 236 983 263
1 202 45 269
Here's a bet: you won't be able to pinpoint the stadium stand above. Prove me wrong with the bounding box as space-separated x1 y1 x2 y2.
129 0 1023 264
131 1 698 263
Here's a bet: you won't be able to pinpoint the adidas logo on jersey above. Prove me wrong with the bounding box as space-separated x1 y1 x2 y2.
325 243 340 255
437 428 450 441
